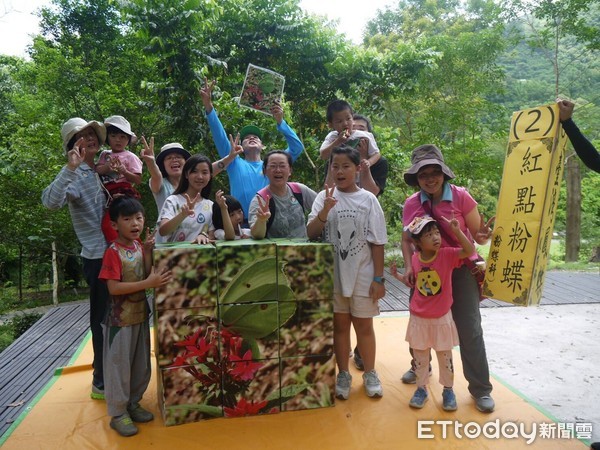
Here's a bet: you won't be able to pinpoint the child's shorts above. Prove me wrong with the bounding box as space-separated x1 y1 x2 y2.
334 293 380 318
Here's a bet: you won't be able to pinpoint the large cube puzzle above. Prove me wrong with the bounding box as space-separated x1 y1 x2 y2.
153 239 335 426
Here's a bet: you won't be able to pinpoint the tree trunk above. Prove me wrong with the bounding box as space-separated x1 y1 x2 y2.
52 241 59 306
565 154 581 262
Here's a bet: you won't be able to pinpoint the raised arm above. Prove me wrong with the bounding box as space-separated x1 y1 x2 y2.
41 138 87 209
140 136 163 194
201 78 231 158
558 99 600 173
273 101 304 162
444 216 476 259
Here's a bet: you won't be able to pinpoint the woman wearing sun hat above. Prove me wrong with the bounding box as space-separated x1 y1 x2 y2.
141 138 241 214
42 117 109 400
399 144 496 413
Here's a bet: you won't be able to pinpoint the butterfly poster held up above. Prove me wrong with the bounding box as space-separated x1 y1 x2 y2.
238 64 285 116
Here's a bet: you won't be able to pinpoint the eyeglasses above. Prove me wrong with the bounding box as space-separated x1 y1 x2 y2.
164 154 184 162
266 164 289 170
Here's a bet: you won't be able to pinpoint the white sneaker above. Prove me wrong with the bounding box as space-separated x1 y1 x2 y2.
362 370 383 398
336 370 352 400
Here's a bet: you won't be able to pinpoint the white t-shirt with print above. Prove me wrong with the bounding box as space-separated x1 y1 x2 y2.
159 194 214 243
309 188 387 297
319 130 379 157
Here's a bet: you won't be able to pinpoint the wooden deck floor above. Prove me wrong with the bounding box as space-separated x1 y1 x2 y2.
0 270 597 439
379 269 599 311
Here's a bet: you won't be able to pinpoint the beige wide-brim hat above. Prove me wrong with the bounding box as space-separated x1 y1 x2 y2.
61 118 106 152
403 144 455 187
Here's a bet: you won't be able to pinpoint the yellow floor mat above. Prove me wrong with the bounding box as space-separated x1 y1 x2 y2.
1 316 586 449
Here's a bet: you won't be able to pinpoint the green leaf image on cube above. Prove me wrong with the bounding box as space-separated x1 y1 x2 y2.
221 300 296 342
216 241 277 302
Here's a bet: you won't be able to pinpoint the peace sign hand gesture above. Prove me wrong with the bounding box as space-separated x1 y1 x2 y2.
215 189 228 209
475 214 495 243
67 137 86 171
180 192 199 218
140 136 155 165
200 78 216 111
322 183 337 213
228 133 244 158
143 227 156 253
255 194 271 223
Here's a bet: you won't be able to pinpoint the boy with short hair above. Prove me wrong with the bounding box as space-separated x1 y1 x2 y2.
99 197 171 437
319 100 380 167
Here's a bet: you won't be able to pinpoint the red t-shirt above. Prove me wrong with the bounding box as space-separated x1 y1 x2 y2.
99 241 148 326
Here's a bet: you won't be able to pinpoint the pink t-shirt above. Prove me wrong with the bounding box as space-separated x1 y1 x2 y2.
97 150 143 185
402 183 478 247
410 247 462 318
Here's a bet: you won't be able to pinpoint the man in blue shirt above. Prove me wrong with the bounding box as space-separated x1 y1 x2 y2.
200 79 304 218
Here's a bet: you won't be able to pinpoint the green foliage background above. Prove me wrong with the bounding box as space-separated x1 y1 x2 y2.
0 0 598 301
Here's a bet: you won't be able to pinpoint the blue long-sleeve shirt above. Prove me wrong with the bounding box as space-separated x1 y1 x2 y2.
206 109 304 216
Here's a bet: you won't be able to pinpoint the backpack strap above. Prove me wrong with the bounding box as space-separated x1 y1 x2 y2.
287 182 304 213
256 183 304 234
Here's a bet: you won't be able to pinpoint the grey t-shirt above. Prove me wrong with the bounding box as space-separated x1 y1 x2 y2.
248 183 317 239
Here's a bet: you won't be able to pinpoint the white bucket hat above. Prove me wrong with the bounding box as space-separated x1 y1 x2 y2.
61 118 106 152
104 115 137 144
156 143 191 170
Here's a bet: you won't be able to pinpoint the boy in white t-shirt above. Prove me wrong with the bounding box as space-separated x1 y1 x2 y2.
307 145 387 401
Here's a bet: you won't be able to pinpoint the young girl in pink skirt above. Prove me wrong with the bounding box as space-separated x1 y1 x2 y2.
391 215 475 411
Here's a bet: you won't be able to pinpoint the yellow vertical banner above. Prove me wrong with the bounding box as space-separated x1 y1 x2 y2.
483 104 568 305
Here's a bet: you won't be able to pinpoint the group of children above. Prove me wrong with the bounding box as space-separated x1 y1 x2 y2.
46 94 481 438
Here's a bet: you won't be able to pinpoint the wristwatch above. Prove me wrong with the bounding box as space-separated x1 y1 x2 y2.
373 276 385 284
217 160 225 170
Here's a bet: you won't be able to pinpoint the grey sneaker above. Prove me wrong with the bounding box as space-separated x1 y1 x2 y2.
474 395 495 413
362 370 383 398
401 368 417 384
110 413 138 437
409 387 429 408
336 370 352 400
353 346 364 371
401 368 433 384
127 402 154 423
90 384 105 400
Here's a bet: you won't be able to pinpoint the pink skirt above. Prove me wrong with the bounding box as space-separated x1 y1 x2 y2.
405 310 459 351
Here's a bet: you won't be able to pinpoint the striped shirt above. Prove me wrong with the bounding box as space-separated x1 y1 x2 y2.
41 163 107 259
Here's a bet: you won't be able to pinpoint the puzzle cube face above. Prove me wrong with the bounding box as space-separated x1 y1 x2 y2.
280 354 336 412
157 362 223 426
275 240 334 301
279 300 333 358
154 307 219 368
153 245 217 310
219 302 285 361
216 241 277 304
221 359 281 417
